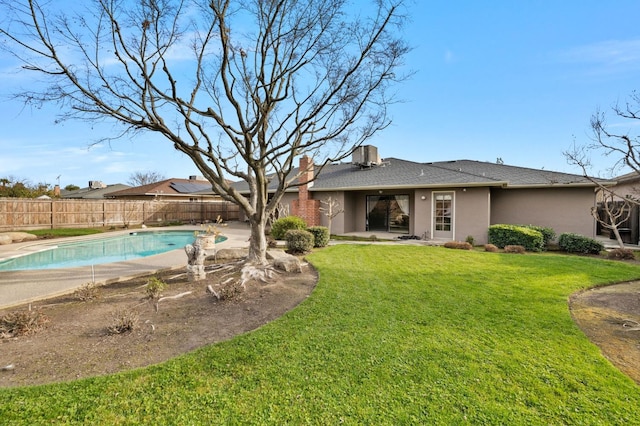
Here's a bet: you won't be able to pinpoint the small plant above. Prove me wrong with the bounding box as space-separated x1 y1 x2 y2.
307 226 330 248
484 244 499 252
107 309 139 335
146 277 166 299
285 229 315 254
368 234 378 241
465 235 475 246
208 281 244 301
504 245 526 254
267 235 278 248
0 309 49 338
443 241 473 250
607 248 637 261
270 216 307 240
74 282 100 301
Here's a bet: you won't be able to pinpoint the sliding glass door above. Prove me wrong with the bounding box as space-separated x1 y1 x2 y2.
366 195 410 233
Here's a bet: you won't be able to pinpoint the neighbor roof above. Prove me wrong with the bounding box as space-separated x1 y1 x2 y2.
61 184 131 199
108 178 214 198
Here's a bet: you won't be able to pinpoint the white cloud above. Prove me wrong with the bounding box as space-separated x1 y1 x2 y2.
558 38 640 74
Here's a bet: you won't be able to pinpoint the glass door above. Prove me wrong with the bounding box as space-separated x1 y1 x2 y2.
366 195 410 233
433 192 454 239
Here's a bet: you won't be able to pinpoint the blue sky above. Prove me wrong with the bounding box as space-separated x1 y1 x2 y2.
1 1 639 188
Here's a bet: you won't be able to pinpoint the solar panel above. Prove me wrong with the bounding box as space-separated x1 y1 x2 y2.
170 182 212 193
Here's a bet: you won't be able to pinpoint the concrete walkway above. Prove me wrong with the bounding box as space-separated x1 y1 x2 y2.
0 222 252 309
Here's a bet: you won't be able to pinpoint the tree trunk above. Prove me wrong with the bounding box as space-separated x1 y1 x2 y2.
610 224 626 249
247 215 269 265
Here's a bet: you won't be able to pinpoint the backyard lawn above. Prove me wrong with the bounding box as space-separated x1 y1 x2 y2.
2 244 640 424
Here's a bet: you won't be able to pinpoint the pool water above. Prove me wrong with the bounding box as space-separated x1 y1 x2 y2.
0 231 227 271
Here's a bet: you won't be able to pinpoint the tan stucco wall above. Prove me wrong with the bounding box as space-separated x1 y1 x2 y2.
412 188 491 244
453 187 492 244
490 187 597 238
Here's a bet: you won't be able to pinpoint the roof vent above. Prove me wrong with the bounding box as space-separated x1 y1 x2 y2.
88 180 106 189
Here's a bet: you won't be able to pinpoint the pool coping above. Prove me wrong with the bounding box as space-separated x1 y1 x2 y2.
0 222 251 310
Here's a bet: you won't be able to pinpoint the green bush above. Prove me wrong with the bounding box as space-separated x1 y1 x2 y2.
270 216 307 240
524 225 556 246
558 233 604 254
285 229 315 254
307 226 330 248
488 224 544 252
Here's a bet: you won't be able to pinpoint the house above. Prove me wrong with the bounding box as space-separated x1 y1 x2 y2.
107 176 221 201
61 181 131 199
235 146 612 245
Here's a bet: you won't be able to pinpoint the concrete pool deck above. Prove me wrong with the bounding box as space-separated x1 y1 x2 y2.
0 222 252 309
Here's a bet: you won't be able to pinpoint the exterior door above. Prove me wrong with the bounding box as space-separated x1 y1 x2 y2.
433 192 454 240
366 195 410 233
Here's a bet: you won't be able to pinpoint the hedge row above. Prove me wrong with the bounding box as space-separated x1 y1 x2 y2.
488 224 546 252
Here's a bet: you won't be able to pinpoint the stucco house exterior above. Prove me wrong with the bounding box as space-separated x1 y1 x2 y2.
235 146 610 245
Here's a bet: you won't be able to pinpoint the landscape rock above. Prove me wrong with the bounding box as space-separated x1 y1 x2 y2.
215 248 249 261
0 235 12 245
1 232 38 244
273 255 302 273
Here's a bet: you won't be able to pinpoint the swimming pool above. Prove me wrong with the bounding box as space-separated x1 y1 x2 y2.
0 231 227 271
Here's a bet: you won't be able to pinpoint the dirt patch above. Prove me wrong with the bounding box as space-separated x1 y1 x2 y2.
570 281 640 384
0 259 317 388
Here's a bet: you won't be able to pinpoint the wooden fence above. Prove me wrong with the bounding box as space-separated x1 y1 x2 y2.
0 198 240 231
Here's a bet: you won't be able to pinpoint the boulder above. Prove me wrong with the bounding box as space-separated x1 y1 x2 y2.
215 248 249 261
0 234 12 245
4 232 38 243
273 255 302 273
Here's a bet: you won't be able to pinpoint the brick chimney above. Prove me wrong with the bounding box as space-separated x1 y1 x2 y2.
292 156 320 226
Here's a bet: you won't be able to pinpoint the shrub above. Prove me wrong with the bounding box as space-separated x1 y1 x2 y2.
307 226 330 248
607 248 636 261
270 216 307 240
74 282 100 301
0 309 49 338
285 229 315 254
488 224 544 252
266 235 278 248
484 244 499 252
465 235 475 246
558 233 604 254
443 241 473 250
107 309 139 335
504 245 526 254
146 277 166 299
524 225 556 246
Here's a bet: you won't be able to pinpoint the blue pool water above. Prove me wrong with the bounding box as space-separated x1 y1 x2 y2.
0 231 227 271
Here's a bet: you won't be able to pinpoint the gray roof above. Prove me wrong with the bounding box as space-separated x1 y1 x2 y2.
61 184 131 199
231 158 608 194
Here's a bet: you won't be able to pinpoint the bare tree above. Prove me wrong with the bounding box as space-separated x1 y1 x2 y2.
0 0 409 266
128 170 167 187
319 196 344 235
591 190 633 248
565 91 640 248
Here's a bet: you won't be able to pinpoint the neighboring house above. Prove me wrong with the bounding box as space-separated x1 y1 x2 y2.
234 146 612 245
108 176 221 201
61 181 131 199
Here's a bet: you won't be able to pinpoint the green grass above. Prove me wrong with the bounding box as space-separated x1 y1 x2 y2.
2 245 640 424
27 228 106 238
